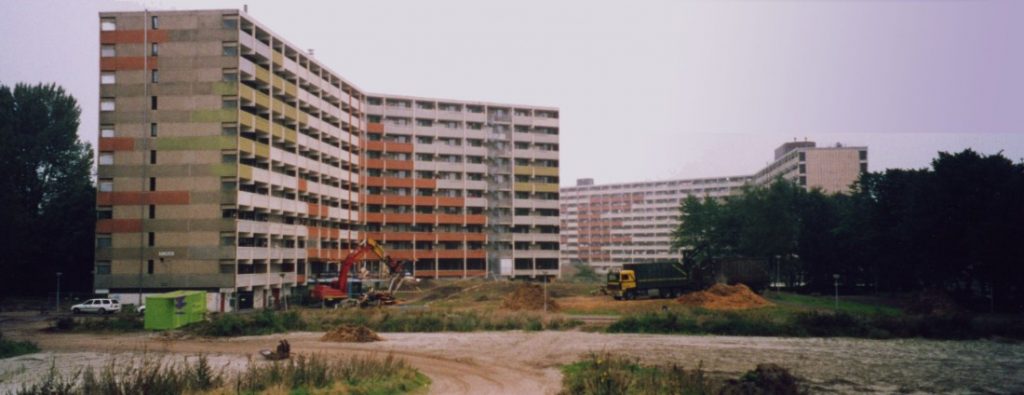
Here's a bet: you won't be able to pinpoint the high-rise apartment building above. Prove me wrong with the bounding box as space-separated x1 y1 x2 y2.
94 9 559 310
362 94 561 279
561 141 866 271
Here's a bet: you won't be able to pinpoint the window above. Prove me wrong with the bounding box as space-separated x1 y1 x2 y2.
98 152 114 165
222 17 238 29
100 71 115 84
147 232 155 246
151 69 159 83
149 177 156 191
98 179 113 192
150 96 157 110
859 150 868 160
100 98 115 111
100 45 116 57
147 260 154 274
222 42 238 56
151 43 158 56
95 261 112 275
149 150 156 164
222 69 238 82
220 232 236 246
151 15 158 29
860 163 868 173
100 18 116 31
148 205 155 219
97 207 112 219
221 123 237 136
222 153 237 163
100 125 115 138
222 97 237 109
150 123 158 137
97 235 112 249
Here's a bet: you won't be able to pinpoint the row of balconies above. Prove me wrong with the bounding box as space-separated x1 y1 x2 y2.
236 190 359 220
367 106 558 128
235 272 298 289
236 246 307 261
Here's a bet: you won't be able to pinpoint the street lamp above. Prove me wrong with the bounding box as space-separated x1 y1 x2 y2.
55 272 63 312
832 274 840 310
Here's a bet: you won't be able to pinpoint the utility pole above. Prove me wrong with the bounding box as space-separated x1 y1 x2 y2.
55 272 63 312
833 274 840 310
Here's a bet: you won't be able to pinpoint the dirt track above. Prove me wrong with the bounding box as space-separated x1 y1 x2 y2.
3 313 1024 394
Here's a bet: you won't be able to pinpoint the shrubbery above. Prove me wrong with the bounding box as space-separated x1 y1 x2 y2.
0 332 40 359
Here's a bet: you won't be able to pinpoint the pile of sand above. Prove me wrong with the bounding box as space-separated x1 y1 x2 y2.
677 283 772 310
320 325 382 343
502 283 559 311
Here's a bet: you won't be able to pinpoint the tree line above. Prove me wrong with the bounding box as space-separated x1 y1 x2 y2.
0 83 95 296
673 149 1024 311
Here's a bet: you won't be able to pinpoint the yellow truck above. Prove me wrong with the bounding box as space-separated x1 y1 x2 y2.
607 261 694 300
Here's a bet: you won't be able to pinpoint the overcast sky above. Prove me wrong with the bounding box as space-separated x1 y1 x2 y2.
2 0 1021 186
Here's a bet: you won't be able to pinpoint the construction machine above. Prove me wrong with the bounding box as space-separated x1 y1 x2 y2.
309 239 412 307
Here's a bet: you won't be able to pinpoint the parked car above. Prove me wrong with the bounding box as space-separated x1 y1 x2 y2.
70 299 121 314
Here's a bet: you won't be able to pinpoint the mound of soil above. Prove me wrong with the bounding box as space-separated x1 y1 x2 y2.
502 283 559 311
677 283 773 310
320 325 382 343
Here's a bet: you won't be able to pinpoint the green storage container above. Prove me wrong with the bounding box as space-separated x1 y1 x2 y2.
144 290 206 330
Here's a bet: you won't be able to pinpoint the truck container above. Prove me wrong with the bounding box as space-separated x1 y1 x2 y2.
607 261 694 300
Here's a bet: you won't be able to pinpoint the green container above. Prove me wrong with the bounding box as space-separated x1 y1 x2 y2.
144 290 206 330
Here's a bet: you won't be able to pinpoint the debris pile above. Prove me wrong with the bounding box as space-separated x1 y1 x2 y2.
677 283 772 310
502 283 559 311
320 325 382 343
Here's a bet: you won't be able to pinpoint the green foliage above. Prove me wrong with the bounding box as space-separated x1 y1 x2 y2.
14 355 224 395
0 83 94 296
236 354 426 394
0 331 41 359
672 149 1024 310
560 353 720 395
193 310 307 337
68 314 144 333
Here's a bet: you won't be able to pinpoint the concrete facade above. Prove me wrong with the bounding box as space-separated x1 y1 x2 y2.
561 141 867 271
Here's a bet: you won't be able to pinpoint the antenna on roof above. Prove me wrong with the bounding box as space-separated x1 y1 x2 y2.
243 4 248 12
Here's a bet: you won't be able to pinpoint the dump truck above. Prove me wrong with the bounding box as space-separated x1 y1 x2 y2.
607 261 694 300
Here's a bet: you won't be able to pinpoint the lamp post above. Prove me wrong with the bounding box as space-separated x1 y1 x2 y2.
833 274 840 310
279 272 287 311
56 272 63 312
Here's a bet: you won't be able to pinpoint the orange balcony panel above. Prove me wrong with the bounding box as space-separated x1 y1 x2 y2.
387 178 414 188
97 191 189 205
306 248 319 259
367 122 384 133
437 214 463 224
328 228 340 239
98 137 134 151
365 232 384 241
412 232 434 240
436 232 464 242
385 142 414 153
298 179 308 192
382 232 415 241
307 203 320 216
365 140 385 152
96 219 142 233
390 250 416 260
414 179 436 189
365 213 385 223
100 30 168 44
365 159 385 169
100 56 158 71
320 206 330 217
364 195 384 205
465 233 487 242
466 250 486 259
306 226 319 237
384 160 414 171
436 197 464 207
384 195 414 206
465 215 487 225
414 197 436 206
435 250 465 259
414 270 486 278
386 213 414 223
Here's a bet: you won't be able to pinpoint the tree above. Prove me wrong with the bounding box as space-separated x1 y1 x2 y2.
0 83 94 296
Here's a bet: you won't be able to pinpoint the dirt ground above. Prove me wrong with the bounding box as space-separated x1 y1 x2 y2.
3 311 1024 394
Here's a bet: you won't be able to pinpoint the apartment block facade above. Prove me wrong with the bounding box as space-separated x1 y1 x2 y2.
94 9 557 310
561 141 866 271
362 95 561 279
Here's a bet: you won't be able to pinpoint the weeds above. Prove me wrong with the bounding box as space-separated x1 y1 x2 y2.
0 332 41 359
13 353 427 395
560 353 718 395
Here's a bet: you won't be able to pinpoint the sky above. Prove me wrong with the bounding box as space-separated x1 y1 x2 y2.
1 0 1021 186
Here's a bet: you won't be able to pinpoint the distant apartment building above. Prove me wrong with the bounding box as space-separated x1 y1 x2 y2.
94 9 558 311
561 141 866 271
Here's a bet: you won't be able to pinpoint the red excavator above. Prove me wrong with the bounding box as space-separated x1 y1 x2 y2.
309 239 411 307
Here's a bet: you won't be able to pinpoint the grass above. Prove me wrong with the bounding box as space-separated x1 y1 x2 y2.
0 332 40 359
766 292 901 316
187 308 582 337
560 353 802 395
12 353 428 395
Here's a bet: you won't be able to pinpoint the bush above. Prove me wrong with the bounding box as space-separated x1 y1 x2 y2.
560 353 718 395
